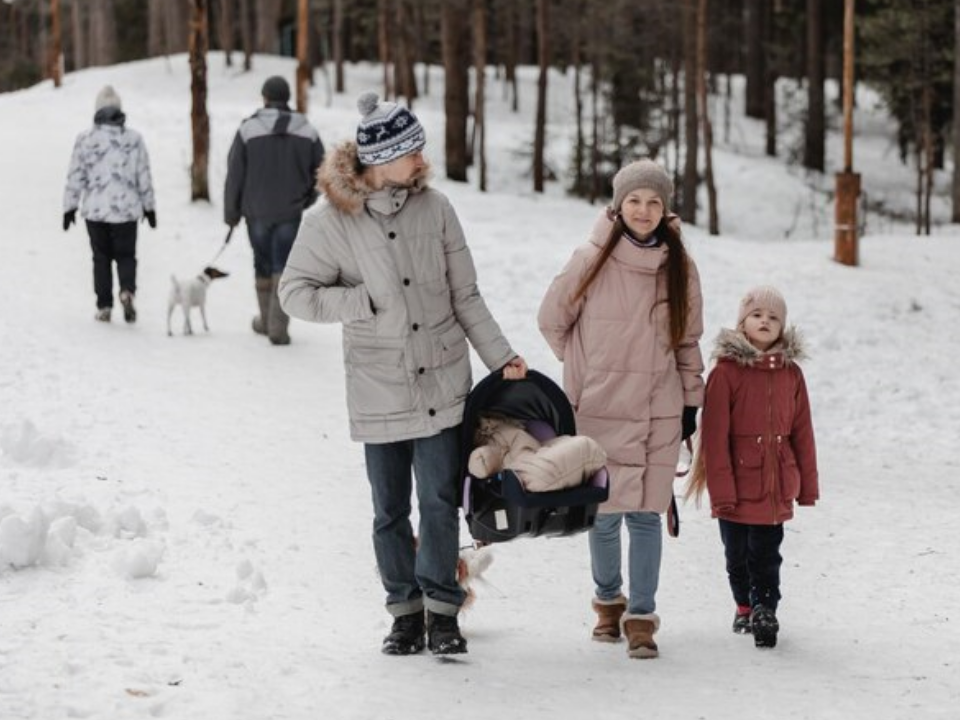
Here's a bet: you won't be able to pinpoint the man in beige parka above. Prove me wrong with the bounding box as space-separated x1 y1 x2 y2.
279 92 526 657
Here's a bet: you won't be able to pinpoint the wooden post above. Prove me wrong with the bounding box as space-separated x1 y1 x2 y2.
296 0 309 113
834 0 859 266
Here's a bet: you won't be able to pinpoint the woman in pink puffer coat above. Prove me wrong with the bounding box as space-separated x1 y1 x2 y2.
538 160 704 660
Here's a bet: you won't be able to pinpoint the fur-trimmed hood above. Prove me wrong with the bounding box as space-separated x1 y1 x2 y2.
316 140 431 216
711 326 807 367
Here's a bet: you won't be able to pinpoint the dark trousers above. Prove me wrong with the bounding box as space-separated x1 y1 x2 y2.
247 218 299 278
718 519 784 611
87 220 137 309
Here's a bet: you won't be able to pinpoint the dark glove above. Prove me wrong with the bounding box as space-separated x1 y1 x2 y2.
681 405 698 440
63 209 76 231
144 210 157 229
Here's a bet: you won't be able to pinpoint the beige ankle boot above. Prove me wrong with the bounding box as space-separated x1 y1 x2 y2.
591 595 627 642
622 612 660 659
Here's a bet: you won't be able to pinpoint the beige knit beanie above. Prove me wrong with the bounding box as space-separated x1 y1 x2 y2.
611 159 673 213
737 286 788 327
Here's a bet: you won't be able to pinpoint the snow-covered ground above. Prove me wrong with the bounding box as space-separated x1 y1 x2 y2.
1 54 958 720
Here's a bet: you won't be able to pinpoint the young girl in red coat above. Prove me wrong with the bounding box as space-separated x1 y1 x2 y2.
687 286 818 649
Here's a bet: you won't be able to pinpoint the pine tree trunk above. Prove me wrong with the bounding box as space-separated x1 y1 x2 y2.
148 0 163 56
70 0 84 70
378 0 392 99
50 0 63 87
393 0 417 103
681 0 698 223
296 0 309 112
239 0 252 71
256 0 279 53
698 0 718 234
764 2 777 158
572 1 584 196
333 0 344 93
441 0 469 181
803 0 825 171
88 0 116 67
745 0 765 119
533 0 549 193
190 0 210 201
952 0 960 221
218 0 234 67
473 0 487 192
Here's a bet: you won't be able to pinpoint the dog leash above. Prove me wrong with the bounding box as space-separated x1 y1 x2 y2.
207 226 235 267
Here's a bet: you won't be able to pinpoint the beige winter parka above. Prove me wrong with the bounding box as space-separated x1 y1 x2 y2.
278 142 516 443
538 212 705 513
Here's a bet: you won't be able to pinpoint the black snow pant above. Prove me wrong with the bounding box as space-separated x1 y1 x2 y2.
718 519 784 612
87 220 137 309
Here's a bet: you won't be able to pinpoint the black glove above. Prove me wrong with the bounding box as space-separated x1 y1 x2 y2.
63 209 76 231
681 406 698 441
144 210 157 229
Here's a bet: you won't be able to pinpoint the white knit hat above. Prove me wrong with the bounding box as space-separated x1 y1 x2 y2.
95 85 122 112
737 286 788 327
355 91 426 166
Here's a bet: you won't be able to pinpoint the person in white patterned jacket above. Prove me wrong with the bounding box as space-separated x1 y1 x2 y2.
63 85 156 324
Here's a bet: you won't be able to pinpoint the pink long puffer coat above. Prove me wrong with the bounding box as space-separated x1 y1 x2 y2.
538 212 705 514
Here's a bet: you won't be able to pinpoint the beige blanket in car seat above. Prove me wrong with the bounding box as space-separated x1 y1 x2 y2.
468 416 607 492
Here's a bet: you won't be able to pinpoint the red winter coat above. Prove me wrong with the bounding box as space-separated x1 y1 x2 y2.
701 328 819 525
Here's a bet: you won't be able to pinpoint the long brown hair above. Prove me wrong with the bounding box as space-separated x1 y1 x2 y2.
572 215 691 350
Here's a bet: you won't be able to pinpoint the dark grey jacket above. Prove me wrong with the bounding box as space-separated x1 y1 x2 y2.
224 106 324 226
278 141 516 443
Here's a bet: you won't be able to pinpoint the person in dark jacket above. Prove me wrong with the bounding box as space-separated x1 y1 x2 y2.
224 76 324 345
63 85 156 323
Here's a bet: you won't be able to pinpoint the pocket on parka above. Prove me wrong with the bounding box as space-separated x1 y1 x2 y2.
778 441 801 501
436 324 471 402
732 435 764 500
345 347 413 416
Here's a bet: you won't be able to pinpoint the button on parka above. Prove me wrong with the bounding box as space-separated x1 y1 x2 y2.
278 141 516 443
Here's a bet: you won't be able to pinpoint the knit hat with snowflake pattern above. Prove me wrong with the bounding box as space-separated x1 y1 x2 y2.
355 91 426 166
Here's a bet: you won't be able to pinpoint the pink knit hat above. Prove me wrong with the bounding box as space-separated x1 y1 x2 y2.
737 286 787 327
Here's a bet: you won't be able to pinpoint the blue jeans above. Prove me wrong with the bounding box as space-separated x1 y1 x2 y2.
589 512 662 615
363 426 466 617
247 218 299 278
718 519 784 611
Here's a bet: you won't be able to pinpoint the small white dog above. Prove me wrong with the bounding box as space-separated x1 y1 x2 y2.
167 266 229 336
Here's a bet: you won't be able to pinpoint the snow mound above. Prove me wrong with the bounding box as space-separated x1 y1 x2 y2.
0 420 78 468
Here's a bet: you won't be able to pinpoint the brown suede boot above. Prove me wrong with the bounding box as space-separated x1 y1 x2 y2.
622 612 660 659
267 273 290 345
252 277 272 335
591 595 627 642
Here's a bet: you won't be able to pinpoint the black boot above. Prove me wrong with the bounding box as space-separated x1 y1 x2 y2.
427 611 467 655
382 612 425 656
751 605 779 648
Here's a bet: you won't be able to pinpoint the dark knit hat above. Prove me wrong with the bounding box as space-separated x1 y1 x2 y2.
611 159 673 213
261 76 291 104
737 286 788 327
355 91 426 166
95 85 122 112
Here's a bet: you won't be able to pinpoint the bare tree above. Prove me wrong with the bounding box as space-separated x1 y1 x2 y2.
70 0 84 70
255 0 280 53
189 0 210 201
296 0 309 112
393 0 417 104
804 0 825 171
441 0 469 181
533 0 549 192
698 0 718 234
87 0 116 67
473 0 487 191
